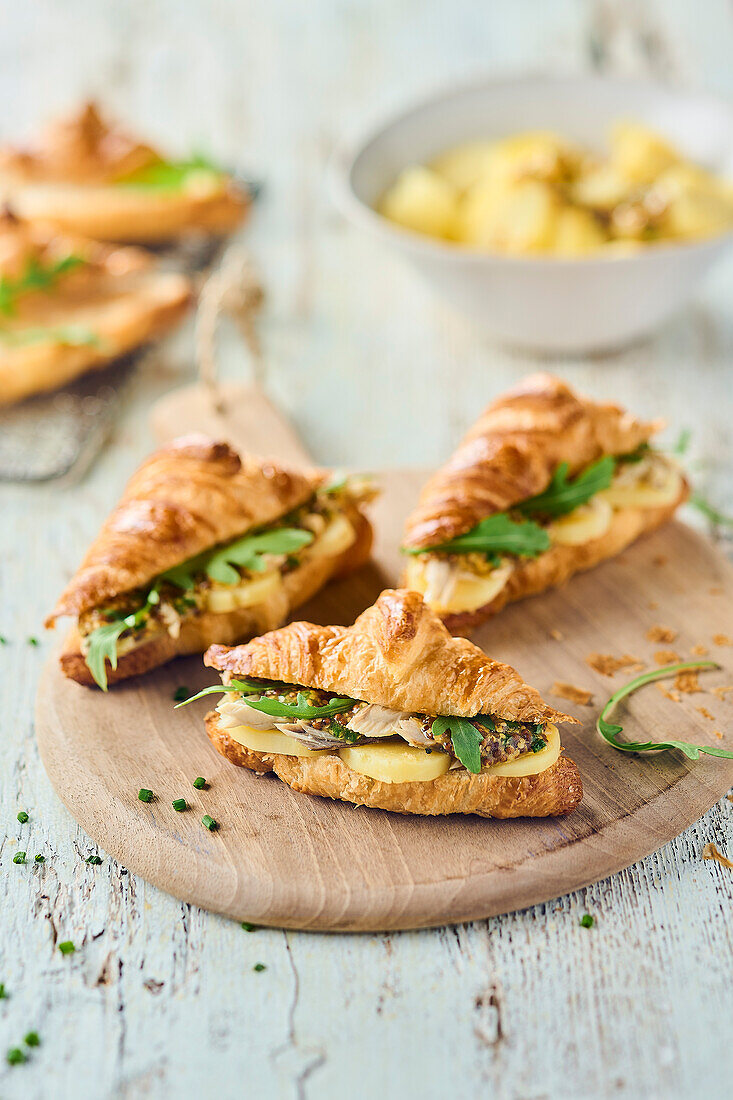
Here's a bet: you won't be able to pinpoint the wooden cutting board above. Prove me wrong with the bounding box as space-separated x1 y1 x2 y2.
36 384 733 931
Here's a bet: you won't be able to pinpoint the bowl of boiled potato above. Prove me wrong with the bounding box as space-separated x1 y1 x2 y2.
334 75 733 352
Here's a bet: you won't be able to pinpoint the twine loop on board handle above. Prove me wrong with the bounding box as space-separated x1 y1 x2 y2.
195 246 266 413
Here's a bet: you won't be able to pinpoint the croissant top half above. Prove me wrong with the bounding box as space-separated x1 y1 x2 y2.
47 435 322 625
402 372 662 551
205 588 575 723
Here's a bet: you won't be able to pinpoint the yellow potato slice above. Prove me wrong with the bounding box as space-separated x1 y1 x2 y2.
548 496 612 546
226 724 329 758
599 461 683 510
404 556 513 614
379 166 458 239
339 741 451 784
205 571 282 613
484 725 560 776
309 513 354 559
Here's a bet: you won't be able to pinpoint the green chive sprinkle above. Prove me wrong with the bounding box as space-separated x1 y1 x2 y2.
16 811 29 824
6 1047 26 1065
0 983 7 999
579 914 594 928
58 941 75 955
27 636 39 647
23 1032 40 1048
172 798 187 812
241 921 257 932
0 636 7 645
86 855 102 865
193 777 207 790
253 963 266 972
138 788 154 803
202 815 218 831
173 686 189 702
12 852 26 865
34 854 45 863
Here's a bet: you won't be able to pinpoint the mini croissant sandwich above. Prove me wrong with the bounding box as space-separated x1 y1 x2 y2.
403 373 688 633
46 435 376 689
0 210 191 405
0 102 248 244
195 589 582 818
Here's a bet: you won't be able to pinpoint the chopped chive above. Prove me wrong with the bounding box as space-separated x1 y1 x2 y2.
0 983 7 998
201 815 218 831
16 811 29 824
12 852 26 865
579 914 594 928
172 798 187 812
0 636 7 645
173 686 189 702
85 855 102 865
34 854 45 863
192 777 207 790
241 921 257 932
58 941 75 955
6 1047 26 1065
138 788 154 803
27 636 39 647
253 962 266 972
23 1032 40 1048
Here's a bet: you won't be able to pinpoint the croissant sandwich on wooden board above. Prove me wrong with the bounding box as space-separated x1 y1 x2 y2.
195 588 582 818
46 435 376 689
402 373 688 633
0 102 249 243
0 211 191 405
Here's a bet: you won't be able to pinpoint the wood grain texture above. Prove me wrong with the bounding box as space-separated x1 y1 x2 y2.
35 443 733 929
2 1 733 1097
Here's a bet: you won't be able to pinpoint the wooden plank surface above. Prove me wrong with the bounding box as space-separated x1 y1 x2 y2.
1 1 733 1097
35 393 733 930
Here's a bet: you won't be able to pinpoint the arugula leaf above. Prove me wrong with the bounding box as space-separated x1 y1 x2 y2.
519 456 615 518
432 716 484 774
408 513 550 559
85 620 127 691
0 254 85 316
689 492 733 529
116 154 224 191
174 678 268 708
157 560 200 591
617 442 651 465
597 661 733 759
244 693 357 720
0 324 100 348
204 528 313 584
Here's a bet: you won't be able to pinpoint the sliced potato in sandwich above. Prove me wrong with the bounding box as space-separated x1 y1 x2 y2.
46 435 376 688
402 373 687 633
192 588 582 819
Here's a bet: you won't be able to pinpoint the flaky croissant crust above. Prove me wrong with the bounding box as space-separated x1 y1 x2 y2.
47 435 322 625
402 373 661 551
205 588 575 724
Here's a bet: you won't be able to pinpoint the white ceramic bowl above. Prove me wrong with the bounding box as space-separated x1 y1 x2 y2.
332 75 733 354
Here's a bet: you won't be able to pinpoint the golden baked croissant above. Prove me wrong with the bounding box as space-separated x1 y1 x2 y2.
0 102 248 243
0 211 191 405
47 435 376 689
402 373 688 632
197 588 582 818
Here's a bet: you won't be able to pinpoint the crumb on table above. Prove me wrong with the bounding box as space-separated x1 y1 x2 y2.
550 681 593 706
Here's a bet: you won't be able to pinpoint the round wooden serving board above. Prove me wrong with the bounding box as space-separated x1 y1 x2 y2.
37 385 733 931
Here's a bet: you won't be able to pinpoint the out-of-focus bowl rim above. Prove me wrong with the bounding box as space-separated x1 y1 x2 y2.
332 72 733 268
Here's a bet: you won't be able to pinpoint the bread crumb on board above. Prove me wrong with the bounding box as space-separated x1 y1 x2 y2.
714 730 724 740
654 650 681 665
550 681 594 706
712 633 732 647
549 628 564 641
696 706 715 722
652 554 668 567
702 842 733 870
709 586 724 596
712 685 733 700
656 682 681 703
646 625 678 644
586 653 642 676
674 670 702 694
690 644 709 657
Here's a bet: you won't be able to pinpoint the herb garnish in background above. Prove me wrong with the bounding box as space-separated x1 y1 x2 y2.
172 799 187 812
138 789 154 803
580 914 595 928
0 324 100 348
193 777 207 790
173 686 189 703
58 941 75 955
241 922 257 932
24 1032 40 1048
253 963 267 972
12 852 26 865
116 153 223 191
597 661 733 759
202 815 218 832
17 811 28 824
519 457 615 518
6 1047 26 1065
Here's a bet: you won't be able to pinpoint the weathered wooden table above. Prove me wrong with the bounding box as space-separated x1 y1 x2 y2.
1 2 732 1097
